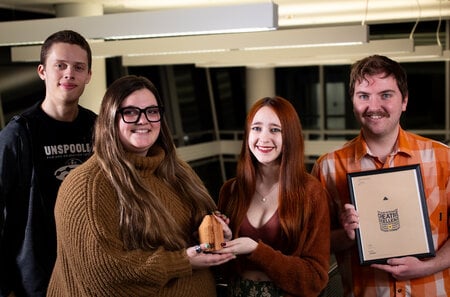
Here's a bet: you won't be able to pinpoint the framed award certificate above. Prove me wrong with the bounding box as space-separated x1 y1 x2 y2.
347 164 435 265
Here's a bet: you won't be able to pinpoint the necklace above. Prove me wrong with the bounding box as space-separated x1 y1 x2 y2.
255 183 279 203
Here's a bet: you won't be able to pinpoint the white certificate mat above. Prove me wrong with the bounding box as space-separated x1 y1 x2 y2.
347 164 435 265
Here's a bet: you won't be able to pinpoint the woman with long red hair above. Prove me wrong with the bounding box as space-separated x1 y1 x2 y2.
217 96 330 297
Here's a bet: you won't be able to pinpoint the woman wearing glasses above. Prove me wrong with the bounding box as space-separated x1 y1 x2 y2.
47 75 235 296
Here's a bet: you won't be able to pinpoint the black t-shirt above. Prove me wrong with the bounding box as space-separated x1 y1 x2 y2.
28 106 96 209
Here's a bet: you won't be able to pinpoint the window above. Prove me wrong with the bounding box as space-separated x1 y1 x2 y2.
276 67 320 130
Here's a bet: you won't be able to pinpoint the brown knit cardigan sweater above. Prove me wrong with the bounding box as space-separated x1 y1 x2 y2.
47 148 216 296
218 174 330 297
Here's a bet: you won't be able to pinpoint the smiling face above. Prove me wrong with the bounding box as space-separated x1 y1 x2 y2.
118 88 161 156
248 106 282 165
37 42 92 105
352 73 407 140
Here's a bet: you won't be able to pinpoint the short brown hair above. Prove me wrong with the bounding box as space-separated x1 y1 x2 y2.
349 55 408 100
40 30 92 70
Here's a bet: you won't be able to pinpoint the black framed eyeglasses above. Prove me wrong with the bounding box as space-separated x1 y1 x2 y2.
117 106 164 124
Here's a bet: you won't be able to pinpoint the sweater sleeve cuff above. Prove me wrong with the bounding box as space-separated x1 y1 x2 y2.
144 248 192 285
247 240 273 265
163 249 192 279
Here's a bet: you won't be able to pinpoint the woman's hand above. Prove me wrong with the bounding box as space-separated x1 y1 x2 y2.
213 211 230 225
215 237 258 256
213 211 232 241
186 243 236 269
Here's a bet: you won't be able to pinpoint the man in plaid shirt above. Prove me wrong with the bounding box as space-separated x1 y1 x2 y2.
312 55 450 297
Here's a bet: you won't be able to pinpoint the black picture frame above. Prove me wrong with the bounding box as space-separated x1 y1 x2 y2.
347 164 435 265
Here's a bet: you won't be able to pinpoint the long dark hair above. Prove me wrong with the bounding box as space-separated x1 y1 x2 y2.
95 75 215 250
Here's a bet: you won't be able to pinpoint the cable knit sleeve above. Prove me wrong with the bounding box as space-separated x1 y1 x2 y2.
48 156 215 296
246 177 330 297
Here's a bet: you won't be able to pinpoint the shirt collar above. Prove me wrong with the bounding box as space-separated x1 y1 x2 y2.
354 127 413 161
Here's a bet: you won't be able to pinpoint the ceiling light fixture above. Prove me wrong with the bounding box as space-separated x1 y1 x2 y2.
391 45 444 62
119 38 412 68
11 25 367 61
0 2 278 46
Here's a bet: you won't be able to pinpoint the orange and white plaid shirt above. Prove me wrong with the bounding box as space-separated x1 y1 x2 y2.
312 128 450 297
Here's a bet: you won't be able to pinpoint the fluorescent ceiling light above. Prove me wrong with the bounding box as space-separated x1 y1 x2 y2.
391 45 444 62
102 24 368 55
277 0 450 27
11 25 367 62
120 38 413 67
0 2 278 46
239 25 368 50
